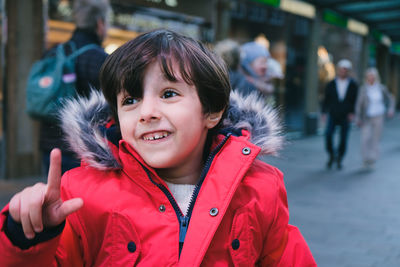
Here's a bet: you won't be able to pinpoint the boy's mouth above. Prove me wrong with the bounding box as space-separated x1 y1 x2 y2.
142 131 170 141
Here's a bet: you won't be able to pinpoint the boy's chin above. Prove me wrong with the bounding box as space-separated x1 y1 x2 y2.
142 156 174 170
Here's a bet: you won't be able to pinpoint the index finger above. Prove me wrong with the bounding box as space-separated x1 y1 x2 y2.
46 148 62 199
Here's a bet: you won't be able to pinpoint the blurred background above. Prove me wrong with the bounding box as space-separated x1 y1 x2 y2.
0 0 399 178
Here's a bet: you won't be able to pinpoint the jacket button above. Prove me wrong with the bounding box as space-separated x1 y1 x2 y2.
159 204 166 212
242 147 251 155
127 241 136 253
232 239 240 250
209 207 218 216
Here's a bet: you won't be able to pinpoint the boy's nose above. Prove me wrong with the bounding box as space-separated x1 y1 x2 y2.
139 96 160 123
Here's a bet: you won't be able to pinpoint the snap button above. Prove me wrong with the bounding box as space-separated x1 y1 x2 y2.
242 147 251 155
159 204 166 212
127 241 136 253
232 239 240 250
209 207 219 216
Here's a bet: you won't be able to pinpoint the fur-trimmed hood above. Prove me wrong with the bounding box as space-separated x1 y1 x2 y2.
60 90 284 170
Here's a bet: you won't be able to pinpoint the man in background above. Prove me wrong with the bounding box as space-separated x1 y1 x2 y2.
322 59 359 169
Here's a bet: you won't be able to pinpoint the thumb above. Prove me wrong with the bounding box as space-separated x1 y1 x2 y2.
59 198 84 217
44 198 83 227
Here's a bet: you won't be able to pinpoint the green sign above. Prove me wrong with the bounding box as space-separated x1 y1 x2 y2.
369 44 376 57
391 43 400 54
251 0 280 7
372 30 383 42
323 10 347 28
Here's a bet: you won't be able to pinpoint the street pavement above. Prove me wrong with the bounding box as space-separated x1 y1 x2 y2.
264 115 400 267
0 115 399 266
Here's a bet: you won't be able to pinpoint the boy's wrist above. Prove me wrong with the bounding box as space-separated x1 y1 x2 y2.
4 213 65 250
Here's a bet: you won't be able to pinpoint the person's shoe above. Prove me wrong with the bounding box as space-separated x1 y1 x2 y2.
362 160 375 171
326 155 335 169
337 157 342 170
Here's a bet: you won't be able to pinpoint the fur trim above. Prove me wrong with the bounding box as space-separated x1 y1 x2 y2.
224 91 284 156
59 90 120 170
60 90 284 170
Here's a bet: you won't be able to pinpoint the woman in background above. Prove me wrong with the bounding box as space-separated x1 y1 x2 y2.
355 67 395 170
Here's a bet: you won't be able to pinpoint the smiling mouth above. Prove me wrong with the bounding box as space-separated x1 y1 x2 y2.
142 131 170 141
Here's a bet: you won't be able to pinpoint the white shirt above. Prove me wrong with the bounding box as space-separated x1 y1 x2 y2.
165 181 196 216
366 83 385 117
335 78 350 101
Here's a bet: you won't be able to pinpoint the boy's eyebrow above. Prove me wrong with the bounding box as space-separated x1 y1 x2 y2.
160 74 186 85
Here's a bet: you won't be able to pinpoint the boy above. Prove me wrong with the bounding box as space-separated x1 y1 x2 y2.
1 29 315 266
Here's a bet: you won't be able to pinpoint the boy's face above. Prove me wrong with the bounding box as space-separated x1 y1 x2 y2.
117 61 221 180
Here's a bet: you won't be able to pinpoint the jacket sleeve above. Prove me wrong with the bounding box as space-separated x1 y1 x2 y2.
322 81 332 114
355 86 365 124
0 207 84 266
382 85 396 114
259 169 316 266
349 80 359 114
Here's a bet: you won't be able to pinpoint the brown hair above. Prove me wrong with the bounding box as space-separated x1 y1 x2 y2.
100 29 231 129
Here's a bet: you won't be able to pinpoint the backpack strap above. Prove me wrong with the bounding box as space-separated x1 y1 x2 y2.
54 42 77 58
68 44 99 60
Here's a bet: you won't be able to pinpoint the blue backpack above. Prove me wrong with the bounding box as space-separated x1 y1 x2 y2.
26 42 97 122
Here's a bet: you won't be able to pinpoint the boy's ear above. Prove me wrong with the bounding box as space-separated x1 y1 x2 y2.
206 110 224 129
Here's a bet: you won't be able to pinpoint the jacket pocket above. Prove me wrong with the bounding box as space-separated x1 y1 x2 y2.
101 212 141 266
229 207 261 266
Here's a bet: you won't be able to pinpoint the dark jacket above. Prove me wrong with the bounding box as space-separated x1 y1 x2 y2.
39 28 108 154
229 70 258 97
322 78 358 121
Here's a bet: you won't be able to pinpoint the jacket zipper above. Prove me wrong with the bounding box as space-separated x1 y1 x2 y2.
185 134 231 219
141 133 231 256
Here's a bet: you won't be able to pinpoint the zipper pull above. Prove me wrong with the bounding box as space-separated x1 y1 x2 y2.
179 216 189 255
179 216 189 244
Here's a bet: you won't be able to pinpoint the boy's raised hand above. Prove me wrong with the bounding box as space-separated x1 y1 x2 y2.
8 149 83 239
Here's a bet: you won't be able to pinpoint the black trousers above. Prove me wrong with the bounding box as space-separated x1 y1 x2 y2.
325 115 350 159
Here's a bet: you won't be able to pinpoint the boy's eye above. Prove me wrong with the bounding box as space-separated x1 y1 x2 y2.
162 90 178 99
122 96 139 106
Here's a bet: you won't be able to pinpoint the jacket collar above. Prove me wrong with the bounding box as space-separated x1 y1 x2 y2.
59 90 284 171
71 28 102 46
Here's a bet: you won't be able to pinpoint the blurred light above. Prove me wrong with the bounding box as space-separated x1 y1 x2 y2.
280 0 315 19
381 35 392 47
254 34 270 50
165 0 178 7
347 19 368 36
317 46 329 62
105 43 119 54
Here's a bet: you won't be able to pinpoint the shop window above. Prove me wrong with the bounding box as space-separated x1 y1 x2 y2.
47 0 212 53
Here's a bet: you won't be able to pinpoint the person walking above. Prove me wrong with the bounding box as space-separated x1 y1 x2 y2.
240 42 276 105
214 39 257 96
39 0 110 174
322 59 359 169
355 67 395 170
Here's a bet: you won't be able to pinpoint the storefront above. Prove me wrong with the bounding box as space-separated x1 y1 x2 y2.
317 27 363 112
229 0 312 133
47 0 214 53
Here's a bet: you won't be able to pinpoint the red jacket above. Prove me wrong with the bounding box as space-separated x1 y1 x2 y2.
0 91 316 266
